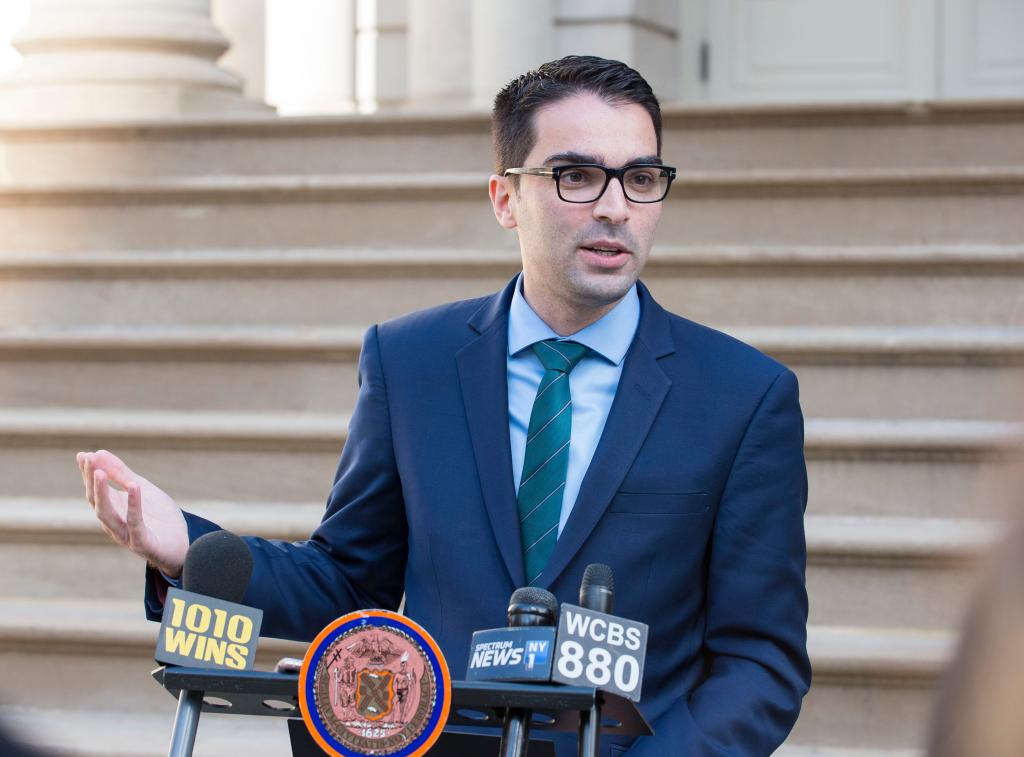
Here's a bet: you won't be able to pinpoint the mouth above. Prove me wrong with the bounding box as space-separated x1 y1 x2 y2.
579 241 632 268
580 241 631 256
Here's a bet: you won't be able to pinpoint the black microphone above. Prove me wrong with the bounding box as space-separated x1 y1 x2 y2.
579 563 614 615
508 586 559 628
501 587 559 757
577 564 614 757
155 530 263 672
182 530 254 602
552 564 648 704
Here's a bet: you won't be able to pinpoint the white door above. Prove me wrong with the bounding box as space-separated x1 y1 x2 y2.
685 0 1024 103
942 0 1024 98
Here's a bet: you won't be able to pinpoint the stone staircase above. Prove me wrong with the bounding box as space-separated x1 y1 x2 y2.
0 101 1022 755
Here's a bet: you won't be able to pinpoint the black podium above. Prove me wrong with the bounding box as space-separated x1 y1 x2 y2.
153 665 652 756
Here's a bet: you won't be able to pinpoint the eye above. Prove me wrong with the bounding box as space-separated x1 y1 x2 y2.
560 169 591 186
626 168 661 189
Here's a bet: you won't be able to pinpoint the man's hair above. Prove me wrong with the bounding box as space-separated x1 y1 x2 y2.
491 55 662 175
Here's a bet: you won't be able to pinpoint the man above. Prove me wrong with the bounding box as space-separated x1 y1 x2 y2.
77 56 810 755
393 657 417 723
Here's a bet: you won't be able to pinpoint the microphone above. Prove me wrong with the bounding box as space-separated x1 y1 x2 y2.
575 564 615 757
552 564 648 703
155 531 264 671
579 563 614 615
182 531 254 602
500 587 559 757
508 586 559 628
466 587 559 683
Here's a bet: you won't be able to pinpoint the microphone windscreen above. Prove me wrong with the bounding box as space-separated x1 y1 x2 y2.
507 587 559 627
182 530 253 603
581 563 614 594
509 587 558 613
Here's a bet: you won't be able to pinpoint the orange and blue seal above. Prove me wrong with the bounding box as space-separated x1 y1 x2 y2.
299 609 451 757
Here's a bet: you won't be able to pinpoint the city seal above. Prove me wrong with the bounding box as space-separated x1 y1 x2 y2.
299 609 451 756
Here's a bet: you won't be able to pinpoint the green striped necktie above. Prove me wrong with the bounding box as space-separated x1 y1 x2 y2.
518 339 591 584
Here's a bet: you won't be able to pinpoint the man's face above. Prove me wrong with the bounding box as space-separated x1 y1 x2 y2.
491 93 663 324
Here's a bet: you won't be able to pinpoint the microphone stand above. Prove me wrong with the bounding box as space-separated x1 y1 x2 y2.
577 698 601 757
498 589 559 757
577 567 615 757
501 707 532 757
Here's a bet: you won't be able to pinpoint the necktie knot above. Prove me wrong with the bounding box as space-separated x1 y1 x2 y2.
531 339 590 374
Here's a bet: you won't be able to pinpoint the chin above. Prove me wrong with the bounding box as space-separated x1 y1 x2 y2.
571 276 636 309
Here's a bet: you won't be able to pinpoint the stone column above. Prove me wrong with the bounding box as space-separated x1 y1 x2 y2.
0 0 270 122
212 0 267 104
355 0 406 111
471 1 554 108
265 0 356 115
405 0 471 108
555 0 680 102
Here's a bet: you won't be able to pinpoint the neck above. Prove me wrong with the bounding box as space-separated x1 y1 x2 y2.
521 280 619 336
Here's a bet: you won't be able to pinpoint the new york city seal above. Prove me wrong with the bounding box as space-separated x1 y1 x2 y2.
299 610 451 757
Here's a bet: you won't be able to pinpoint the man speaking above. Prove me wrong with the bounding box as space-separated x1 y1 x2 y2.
76 56 810 756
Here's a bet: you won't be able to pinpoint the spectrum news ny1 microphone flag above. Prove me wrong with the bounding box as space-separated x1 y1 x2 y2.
154 531 263 671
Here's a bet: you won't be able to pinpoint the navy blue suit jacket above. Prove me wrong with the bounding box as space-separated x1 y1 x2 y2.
147 278 811 756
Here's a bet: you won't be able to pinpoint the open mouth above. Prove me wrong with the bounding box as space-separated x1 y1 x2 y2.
581 246 625 257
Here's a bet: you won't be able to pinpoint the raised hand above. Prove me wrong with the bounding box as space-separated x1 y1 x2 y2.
76 450 190 577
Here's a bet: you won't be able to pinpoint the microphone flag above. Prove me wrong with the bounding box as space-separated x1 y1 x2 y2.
551 603 648 702
465 625 556 682
154 587 263 671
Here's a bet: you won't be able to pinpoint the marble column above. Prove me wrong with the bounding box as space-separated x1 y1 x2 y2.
405 0 472 108
355 0 406 111
0 0 270 122
555 0 680 102
265 0 356 115
212 0 267 104
471 1 554 108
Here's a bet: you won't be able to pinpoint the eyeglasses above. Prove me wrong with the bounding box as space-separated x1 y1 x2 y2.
503 163 677 203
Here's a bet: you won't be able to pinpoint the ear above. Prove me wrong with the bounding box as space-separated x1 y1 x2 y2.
489 174 518 230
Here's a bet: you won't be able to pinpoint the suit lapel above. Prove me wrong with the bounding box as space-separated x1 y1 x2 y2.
456 279 525 588
538 284 674 588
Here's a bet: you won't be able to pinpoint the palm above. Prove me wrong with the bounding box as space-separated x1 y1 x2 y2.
127 477 188 568
77 450 189 576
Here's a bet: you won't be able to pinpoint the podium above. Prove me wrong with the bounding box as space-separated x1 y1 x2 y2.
153 665 652 756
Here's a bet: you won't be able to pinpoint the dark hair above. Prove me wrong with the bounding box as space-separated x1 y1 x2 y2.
491 55 662 175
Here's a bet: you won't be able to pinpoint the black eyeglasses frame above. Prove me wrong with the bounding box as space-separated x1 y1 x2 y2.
503 163 677 204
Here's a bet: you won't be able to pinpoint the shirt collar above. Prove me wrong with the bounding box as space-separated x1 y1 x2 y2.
507 273 639 366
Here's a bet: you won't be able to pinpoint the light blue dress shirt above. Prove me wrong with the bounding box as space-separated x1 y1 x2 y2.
507 275 640 536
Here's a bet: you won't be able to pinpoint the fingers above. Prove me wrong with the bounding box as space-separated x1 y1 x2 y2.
92 449 137 491
125 482 147 552
77 451 96 505
92 468 128 545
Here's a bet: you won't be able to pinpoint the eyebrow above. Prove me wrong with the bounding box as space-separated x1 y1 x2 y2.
543 151 663 166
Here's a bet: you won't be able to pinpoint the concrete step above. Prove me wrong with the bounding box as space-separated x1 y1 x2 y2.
790 625 952 752
0 499 998 631
0 598 307 716
804 516 995 630
0 704 294 757
1 168 1022 252
0 100 1021 181
0 410 1019 516
2 325 1022 420
0 704 927 757
2 245 1023 328
0 601 953 754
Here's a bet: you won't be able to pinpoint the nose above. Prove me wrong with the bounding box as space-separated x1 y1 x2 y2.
592 175 630 225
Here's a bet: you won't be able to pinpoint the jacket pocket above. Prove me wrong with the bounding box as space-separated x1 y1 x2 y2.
608 491 709 515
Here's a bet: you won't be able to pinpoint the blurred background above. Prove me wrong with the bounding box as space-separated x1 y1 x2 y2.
0 0 1022 755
